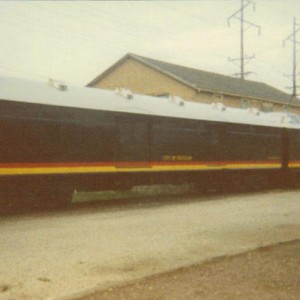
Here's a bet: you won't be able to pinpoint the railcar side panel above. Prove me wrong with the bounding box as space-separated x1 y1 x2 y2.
115 117 150 162
224 123 282 164
0 101 117 164
0 97 293 209
287 128 300 167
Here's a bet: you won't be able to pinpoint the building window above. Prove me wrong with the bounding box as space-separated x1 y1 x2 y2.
213 94 223 102
261 102 273 112
240 98 250 109
283 105 290 113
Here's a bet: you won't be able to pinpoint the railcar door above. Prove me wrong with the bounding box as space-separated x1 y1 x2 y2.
115 117 150 163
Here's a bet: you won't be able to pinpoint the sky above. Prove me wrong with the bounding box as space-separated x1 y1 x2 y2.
0 0 300 94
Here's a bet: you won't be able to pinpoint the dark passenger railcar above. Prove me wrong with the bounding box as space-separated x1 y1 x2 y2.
0 77 298 210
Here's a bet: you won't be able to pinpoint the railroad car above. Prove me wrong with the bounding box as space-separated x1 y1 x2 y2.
0 76 300 209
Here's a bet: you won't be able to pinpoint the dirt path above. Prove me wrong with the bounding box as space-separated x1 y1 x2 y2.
0 190 299 300
77 240 300 300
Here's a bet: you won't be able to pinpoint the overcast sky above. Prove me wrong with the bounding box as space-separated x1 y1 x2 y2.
0 0 300 93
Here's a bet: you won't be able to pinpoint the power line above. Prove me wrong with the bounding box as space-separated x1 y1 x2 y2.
0 65 50 81
283 17 300 99
0 1 294 91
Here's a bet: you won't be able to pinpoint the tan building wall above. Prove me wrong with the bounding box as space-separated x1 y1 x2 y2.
93 58 246 108
91 57 300 114
288 105 300 114
93 58 196 100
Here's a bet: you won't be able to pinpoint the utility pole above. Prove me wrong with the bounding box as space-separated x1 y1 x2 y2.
228 0 261 79
240 0 245 79
283 17 300 99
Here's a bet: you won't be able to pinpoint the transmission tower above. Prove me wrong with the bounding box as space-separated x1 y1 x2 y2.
283 17 300 99
228 0 261 80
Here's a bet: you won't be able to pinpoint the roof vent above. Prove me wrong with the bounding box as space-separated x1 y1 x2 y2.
247 107 260 116
284 114 300 125
48 78 67 91
212 102 226 111
116 88 134 100
169 96 185 107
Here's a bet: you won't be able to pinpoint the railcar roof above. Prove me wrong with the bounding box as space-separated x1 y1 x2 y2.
1 76 300 129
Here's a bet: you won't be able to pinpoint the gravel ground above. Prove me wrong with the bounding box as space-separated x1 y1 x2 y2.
0 190 299 300
77 239 300 300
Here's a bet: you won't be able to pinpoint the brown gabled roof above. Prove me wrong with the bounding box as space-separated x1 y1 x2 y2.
87 53 299 106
